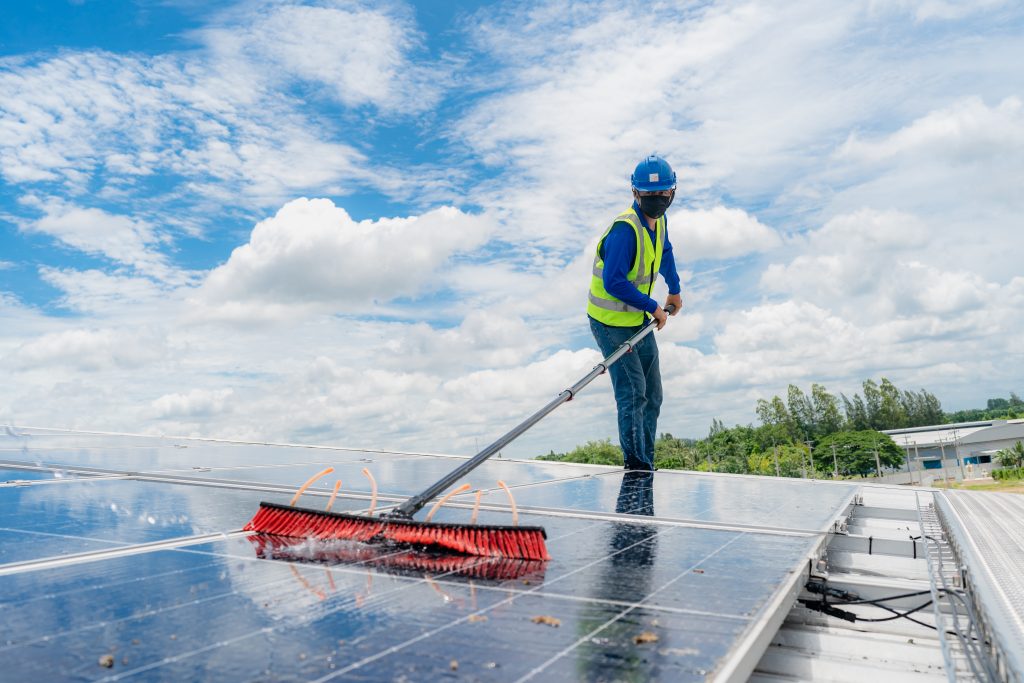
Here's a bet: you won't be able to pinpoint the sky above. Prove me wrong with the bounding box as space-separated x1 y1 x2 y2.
1 0 1022 458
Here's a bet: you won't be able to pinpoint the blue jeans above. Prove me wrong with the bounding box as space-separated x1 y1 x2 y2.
589 316 662 470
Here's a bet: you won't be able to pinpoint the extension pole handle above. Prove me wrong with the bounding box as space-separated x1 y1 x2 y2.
388 304 676 519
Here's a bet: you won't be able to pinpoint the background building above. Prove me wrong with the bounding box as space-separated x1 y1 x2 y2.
884 419 1024 481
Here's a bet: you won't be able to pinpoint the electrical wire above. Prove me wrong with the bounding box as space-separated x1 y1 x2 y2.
836 589 932 605
805 581 986 641
850 599 933 623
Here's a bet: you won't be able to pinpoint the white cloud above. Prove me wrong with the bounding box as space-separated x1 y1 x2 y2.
9 327 166 372
38 267 184 314
837 96 1024 165
873 0 1012 22
197 3 440 113
0 1 436 207
760 207 1003 320
20 197 171 277
761 208 928 307
808 209 929 251
673 206 780 260
152 388 234 419
195 198 495 318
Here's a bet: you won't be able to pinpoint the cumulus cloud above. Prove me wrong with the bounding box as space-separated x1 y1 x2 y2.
9 327 166 371
196 198 495 317
673 206 780 260
760 207 1004 320
837 96 1024 164
152 388 234 419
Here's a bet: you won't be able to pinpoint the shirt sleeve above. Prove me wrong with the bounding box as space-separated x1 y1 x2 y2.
600 222 658 314
660 223 681 295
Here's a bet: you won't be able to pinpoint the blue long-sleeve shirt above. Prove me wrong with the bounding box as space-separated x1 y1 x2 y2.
599 201 681 314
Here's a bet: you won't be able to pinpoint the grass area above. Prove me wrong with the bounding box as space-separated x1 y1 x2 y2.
934 478 1024 494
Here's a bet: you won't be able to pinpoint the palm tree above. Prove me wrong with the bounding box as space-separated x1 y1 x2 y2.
996 441 1024 469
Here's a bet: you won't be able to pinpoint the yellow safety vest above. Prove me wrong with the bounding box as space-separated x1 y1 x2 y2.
587 207 664 327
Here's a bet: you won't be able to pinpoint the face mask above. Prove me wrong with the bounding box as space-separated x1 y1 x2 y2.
638 193 673 219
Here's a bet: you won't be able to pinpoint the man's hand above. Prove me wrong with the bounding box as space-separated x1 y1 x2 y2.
652 306 668 330
665 293 683 315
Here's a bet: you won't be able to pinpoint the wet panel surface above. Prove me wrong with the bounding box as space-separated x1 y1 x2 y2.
0 529 122 565
0 478 372 562
139 457 615 497
0 429 852 681
0 428 442 472
0 467 107 483
0 519 796 682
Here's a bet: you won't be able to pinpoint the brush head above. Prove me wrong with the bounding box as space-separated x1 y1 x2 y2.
243 501 551 561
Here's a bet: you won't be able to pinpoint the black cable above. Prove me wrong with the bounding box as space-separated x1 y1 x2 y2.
836 589 932 605
852 599 933 622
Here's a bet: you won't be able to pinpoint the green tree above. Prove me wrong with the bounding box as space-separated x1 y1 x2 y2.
862 380 882 429
536 439 623 465
920 389 944 424
654 433 698 470
787 384 815 440
811 383 843 437
997 441 1024 469
768 444 810 477
746 444 804 478
878 378 909 429
757 395 796 443
842 393 870 430
813 430 904 477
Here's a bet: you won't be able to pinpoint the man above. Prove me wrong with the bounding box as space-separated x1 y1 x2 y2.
587 154 683 471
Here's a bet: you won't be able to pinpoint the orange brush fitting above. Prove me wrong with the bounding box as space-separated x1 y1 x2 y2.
362 468 378 515
470 489 483 524
289 467 335 507
497 480 518 526
325 480 342 512
424 483 472 523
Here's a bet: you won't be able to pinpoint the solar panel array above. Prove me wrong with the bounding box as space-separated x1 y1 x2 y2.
0 428 858 681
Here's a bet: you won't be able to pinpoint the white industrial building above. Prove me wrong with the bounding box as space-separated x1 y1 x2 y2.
884 419 1024 480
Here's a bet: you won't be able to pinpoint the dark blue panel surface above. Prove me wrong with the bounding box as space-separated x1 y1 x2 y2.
0 529 121 564
0 430 845 681
0 516 807 682
0 479 370 562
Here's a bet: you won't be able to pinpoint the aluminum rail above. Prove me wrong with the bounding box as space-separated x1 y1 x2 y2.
388 305 676 519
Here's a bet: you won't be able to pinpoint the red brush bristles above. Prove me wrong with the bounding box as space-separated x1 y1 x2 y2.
243 502 550 561
248 534 548 582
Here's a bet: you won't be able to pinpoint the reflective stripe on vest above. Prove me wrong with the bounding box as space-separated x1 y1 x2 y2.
586 208 665 326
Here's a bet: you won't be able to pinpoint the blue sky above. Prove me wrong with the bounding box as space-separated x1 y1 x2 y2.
1 0 1023 456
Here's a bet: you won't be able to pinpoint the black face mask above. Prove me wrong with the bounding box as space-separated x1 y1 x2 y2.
637 193 673 219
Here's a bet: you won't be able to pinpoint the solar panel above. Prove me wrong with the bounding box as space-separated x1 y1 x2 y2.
0 428 858 680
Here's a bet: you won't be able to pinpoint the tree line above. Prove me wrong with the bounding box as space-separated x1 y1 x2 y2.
538 379 1022 479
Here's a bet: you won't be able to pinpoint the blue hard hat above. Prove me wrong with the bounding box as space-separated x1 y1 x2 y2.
631 154 677 192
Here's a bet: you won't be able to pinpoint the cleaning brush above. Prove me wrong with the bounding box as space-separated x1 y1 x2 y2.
243 305 675 560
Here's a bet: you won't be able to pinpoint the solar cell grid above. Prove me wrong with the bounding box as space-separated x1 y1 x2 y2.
0 429 857 681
